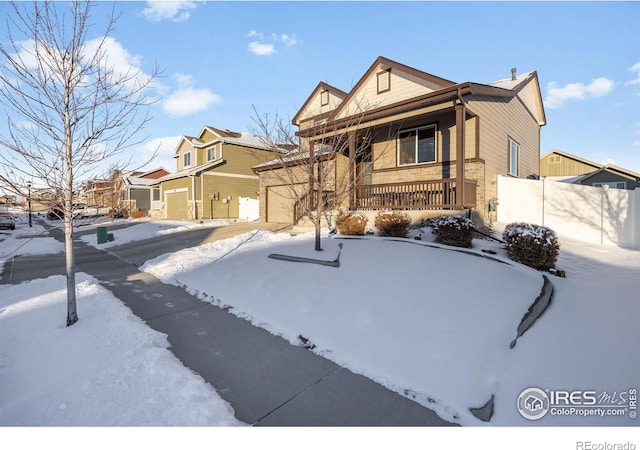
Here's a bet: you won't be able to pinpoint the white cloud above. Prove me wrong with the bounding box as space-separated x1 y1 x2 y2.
141 1 197 22
162 87 220 117
281 34 298 47
633 141 640 148
626 62 640 86
544 77 615 109
174 73 194 87
10 37 158 93
84 37 149 85
136 136 182 171
248 41 276 56
246 30 297 56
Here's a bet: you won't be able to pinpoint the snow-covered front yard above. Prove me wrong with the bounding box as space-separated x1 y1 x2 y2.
1 215 639 429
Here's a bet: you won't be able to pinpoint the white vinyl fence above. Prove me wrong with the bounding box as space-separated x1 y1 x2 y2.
238 196 259 222
497 175 640 248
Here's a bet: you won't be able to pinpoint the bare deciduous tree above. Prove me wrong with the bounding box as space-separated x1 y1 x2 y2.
0 1 159 326
251 104 378 252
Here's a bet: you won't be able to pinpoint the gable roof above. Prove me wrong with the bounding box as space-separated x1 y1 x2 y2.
541 149 602 170
542 149 640 181
585 165 640 182
486 70 546 126
330 56 457 122
295 56 546 136
173 127 278 160
292 82 348 126
154 159 227 183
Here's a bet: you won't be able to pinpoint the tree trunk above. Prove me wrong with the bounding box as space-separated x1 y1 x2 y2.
65 215 78 326
65 92 78 326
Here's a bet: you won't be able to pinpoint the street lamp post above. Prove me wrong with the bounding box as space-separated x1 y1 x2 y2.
26 181 32 227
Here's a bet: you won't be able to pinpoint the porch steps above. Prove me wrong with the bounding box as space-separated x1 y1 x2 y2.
291 215 333 235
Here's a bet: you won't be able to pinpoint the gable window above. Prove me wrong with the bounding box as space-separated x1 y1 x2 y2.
207 145 217 161
508 138 519 176
377 69 391 94
398 125 437 166
183 151 191 168
320 90 329 106
549 155 561 164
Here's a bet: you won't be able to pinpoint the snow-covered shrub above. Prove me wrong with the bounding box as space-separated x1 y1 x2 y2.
430 215 475 248
335 211 367 235
374 210 411 237
503 222 560 270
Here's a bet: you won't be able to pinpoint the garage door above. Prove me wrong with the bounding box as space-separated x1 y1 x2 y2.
266 186 294 224
166 191 188 220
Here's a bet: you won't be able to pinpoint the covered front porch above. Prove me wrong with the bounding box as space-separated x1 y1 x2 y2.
354 178 477 211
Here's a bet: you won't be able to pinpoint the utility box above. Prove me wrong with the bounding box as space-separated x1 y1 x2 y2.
97 226 108 244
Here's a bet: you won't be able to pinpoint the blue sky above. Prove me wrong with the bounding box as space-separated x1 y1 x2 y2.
2 1 640 174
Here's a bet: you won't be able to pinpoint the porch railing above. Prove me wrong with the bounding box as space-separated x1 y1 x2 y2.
293 189 336 225
355 178 476 210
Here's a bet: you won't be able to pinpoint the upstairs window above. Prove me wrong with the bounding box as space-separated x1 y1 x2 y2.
377 69 391 94
549 155 561 164
398 125 437 166
508 138 519 176
207 145 217 161
183 151 191 168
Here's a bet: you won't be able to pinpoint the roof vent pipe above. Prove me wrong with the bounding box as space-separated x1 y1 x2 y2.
511 68 517 81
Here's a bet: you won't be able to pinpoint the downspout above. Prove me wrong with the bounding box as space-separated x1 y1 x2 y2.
201 171 204 220
349 133 356 210
191 174 197 220
455 89 466 210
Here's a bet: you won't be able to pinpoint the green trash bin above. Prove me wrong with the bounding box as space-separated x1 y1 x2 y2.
97 226 108 244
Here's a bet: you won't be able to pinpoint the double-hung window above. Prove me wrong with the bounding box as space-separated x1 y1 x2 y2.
398 125 437 166
207 145 216 161
508 138 519 176
183 151 191 168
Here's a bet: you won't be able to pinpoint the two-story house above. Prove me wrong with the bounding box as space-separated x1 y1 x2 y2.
541 149 640 190
154 126 279 220
255 56 546 225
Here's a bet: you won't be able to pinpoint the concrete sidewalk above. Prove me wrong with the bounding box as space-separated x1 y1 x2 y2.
1 223 454 426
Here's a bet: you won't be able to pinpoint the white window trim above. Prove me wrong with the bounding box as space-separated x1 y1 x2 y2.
593 181 626 189
397 124 438 167
207 145 217 161
183 151 192 169
508 138 519 177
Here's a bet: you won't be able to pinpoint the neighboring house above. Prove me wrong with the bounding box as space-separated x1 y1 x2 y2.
83 178 114 207
154 126 279 220
0 194 17 214
119 168 170 217
30 188 57 212
541 149 640 190
0 194 17 206
255 56 546 225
